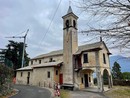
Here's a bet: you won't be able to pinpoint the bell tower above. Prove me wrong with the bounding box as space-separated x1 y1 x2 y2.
62 6 78 86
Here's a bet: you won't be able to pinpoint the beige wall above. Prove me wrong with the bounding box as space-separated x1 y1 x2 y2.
81 51 96 67
33 67 54 88
16 70 33 85
99 44 110 68
99 44 111 76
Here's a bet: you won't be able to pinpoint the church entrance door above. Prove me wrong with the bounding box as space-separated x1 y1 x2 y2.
27 72 30 85
84 74 89 87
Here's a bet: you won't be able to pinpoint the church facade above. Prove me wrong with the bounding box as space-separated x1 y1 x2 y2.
16 6 112 91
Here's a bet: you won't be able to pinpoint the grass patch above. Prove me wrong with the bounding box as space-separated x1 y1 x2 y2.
104 86 130 98
60 90 70 98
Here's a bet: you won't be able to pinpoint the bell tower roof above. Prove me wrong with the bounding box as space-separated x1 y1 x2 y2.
62 6 78 19
67 6 73 14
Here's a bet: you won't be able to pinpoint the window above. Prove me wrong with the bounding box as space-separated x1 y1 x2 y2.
89 77 91 82
31 61 33 65
81 77 83 83
39 60 41 64
83 53 88 63
66 20 69 28
73 20 76 28
21 72 23 77
35 59 37 62
28 72 30 77
103 53 106 64
47 71 50 78
56 70 58 75
49 58 53 62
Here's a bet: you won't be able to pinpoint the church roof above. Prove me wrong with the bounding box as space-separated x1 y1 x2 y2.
33 61 62 68
17 61 63 71
31 41 110 60
17 65 33 71
32 49 63 60
75 41 110 55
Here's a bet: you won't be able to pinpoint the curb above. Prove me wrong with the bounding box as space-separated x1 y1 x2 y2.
42 87 61 98
8 89 19 98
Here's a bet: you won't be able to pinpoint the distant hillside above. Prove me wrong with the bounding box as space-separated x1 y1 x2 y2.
110 55 130 72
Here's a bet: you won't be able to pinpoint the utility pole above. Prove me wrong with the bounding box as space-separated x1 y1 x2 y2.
21 29 29 68
5 29 29 68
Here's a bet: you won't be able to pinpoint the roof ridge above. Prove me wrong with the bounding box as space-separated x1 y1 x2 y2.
79 41 103 47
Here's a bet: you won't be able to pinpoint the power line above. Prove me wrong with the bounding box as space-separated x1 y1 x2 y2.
37 0 62 50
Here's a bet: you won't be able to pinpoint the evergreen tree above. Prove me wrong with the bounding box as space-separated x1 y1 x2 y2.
4 40 30 76
112 62 122 79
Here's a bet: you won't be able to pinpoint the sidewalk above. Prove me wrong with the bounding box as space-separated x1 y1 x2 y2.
81 86 110 93
43 87 61 98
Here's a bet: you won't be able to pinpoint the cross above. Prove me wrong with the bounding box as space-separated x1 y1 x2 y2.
69 0 71 6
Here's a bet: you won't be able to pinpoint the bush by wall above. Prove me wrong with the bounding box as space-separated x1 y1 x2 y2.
0 64 13 95
113 79 130 86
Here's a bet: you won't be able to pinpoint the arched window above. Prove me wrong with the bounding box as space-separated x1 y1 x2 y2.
73 20 76 28
66 20 69 28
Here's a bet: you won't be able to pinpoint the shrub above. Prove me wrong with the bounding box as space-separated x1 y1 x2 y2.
0 64 13 94
113 79 130 86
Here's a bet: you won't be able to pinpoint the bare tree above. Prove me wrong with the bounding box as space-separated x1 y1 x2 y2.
77 0 130 50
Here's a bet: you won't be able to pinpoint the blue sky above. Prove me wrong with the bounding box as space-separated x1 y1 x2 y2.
0 0 127 58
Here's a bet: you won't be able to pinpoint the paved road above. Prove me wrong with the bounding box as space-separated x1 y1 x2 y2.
10 85 51 98
70 91 107 98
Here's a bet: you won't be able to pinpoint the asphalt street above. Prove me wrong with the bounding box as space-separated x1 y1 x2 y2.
10 85 51 98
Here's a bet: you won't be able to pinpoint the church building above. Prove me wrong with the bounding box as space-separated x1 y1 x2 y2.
16 6 112 91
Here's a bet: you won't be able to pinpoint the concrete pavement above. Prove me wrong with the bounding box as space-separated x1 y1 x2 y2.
70 90 107 98
10 85 51 98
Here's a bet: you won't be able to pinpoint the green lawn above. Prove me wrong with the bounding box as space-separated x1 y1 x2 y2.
60 90 70 98
104 86 130 98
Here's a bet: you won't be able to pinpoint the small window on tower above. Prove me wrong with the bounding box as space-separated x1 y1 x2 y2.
73 20 76 28
66 20 69 28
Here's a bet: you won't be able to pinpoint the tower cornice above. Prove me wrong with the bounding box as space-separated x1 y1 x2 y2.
62 12 78 19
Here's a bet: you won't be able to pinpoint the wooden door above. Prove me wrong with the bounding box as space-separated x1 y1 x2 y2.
59 74 63 85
